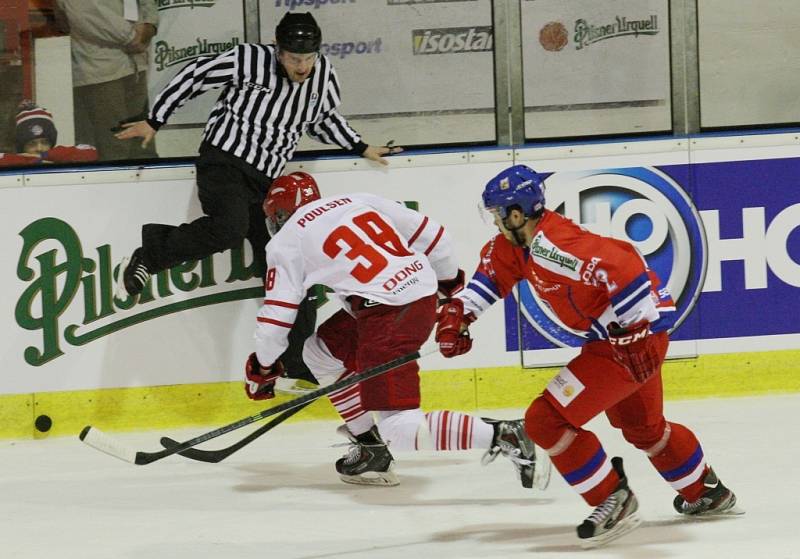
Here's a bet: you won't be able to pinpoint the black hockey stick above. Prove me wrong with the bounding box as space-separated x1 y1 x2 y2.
159 400 311 463
80 343 436 465
161 332 445 462
162 330 441 463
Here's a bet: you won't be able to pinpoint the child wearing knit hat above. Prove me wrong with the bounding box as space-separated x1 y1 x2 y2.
1 101 99 166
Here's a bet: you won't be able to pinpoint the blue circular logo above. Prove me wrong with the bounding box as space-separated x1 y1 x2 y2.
518 167 707 347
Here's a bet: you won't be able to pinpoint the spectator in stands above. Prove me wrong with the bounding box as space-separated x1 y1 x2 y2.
0 101 98 166
54 0 158 161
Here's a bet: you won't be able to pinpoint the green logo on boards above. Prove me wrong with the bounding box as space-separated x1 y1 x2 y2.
15 218 261 367
157 0 216 10
15 202 421 366
153 38 241 71
574 15 659 50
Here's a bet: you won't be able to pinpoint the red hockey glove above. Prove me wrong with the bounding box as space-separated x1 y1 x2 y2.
244 353 284 400
436 298 476 358
438 269 465 299
607 321 660 383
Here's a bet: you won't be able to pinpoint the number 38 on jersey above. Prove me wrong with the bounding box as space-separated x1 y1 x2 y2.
322 210 413 283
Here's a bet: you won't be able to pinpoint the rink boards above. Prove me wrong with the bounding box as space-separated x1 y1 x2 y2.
1 133 799 438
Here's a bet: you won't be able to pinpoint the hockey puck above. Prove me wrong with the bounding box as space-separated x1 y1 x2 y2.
35 414 52 433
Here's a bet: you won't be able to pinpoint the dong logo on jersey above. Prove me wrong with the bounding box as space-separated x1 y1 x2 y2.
517 166 706 348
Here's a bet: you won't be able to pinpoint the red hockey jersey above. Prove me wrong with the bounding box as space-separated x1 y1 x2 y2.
458 210 675 340
0 145 98 167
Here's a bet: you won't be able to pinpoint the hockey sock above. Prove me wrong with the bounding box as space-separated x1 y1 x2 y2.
645 422 708 502
328 382 374 436
376 409 427 450
526 398 617 506
549 429 619 506
425 410 495 451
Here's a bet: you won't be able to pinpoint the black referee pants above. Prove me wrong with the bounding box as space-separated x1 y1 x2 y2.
139 146 316 381
141 146 268 273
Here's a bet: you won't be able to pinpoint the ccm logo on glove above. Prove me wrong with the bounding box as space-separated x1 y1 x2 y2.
607 321 660 384
607 328 650 346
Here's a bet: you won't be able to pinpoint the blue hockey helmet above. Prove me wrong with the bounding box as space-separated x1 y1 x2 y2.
482 165 545 220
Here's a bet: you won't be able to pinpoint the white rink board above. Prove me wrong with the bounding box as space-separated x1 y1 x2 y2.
0 153 512 395
2 134 800 394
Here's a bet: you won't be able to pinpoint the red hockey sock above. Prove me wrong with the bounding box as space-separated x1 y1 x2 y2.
550 430 619 506
647 422 708 502
526 397 618 506
329 380 373 436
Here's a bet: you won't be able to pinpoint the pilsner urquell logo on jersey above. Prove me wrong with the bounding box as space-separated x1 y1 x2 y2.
530 232 584 281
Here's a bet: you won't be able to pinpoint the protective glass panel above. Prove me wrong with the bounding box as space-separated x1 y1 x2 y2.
0 1 246 166
261 0 497 150
520 0 672 139
1 1 78 165
146 0 245 158
699 0 800 129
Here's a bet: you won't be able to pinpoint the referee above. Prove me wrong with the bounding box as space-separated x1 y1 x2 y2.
115 12 400 386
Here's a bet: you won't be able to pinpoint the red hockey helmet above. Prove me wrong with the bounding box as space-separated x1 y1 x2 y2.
264 171 321 236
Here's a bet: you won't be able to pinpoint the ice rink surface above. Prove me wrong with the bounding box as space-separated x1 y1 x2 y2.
3 394 799 559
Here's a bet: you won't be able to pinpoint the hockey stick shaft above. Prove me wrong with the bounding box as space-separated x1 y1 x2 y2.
160 399 311 463
165 331 439 463
81 343 436 465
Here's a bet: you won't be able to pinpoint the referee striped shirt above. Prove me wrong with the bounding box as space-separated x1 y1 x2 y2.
147 43 364 178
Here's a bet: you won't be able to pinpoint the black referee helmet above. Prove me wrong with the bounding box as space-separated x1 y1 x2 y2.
276 12 322 53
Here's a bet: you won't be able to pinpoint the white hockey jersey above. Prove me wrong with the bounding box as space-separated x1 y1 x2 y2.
255 192 458 366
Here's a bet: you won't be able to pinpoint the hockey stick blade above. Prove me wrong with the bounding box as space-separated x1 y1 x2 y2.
80 343 436 466
160 400 311 463
79 426 138 464
80 424 181 465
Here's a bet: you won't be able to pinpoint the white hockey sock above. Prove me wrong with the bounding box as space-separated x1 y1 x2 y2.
328 383 374 436
376 409 426 450
425 410 494 451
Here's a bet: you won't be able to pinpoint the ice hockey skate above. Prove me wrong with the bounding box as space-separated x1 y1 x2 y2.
577 456 642 549
116 248 151 298
335 425 398 487
481 418 551 490
673 467 741 516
